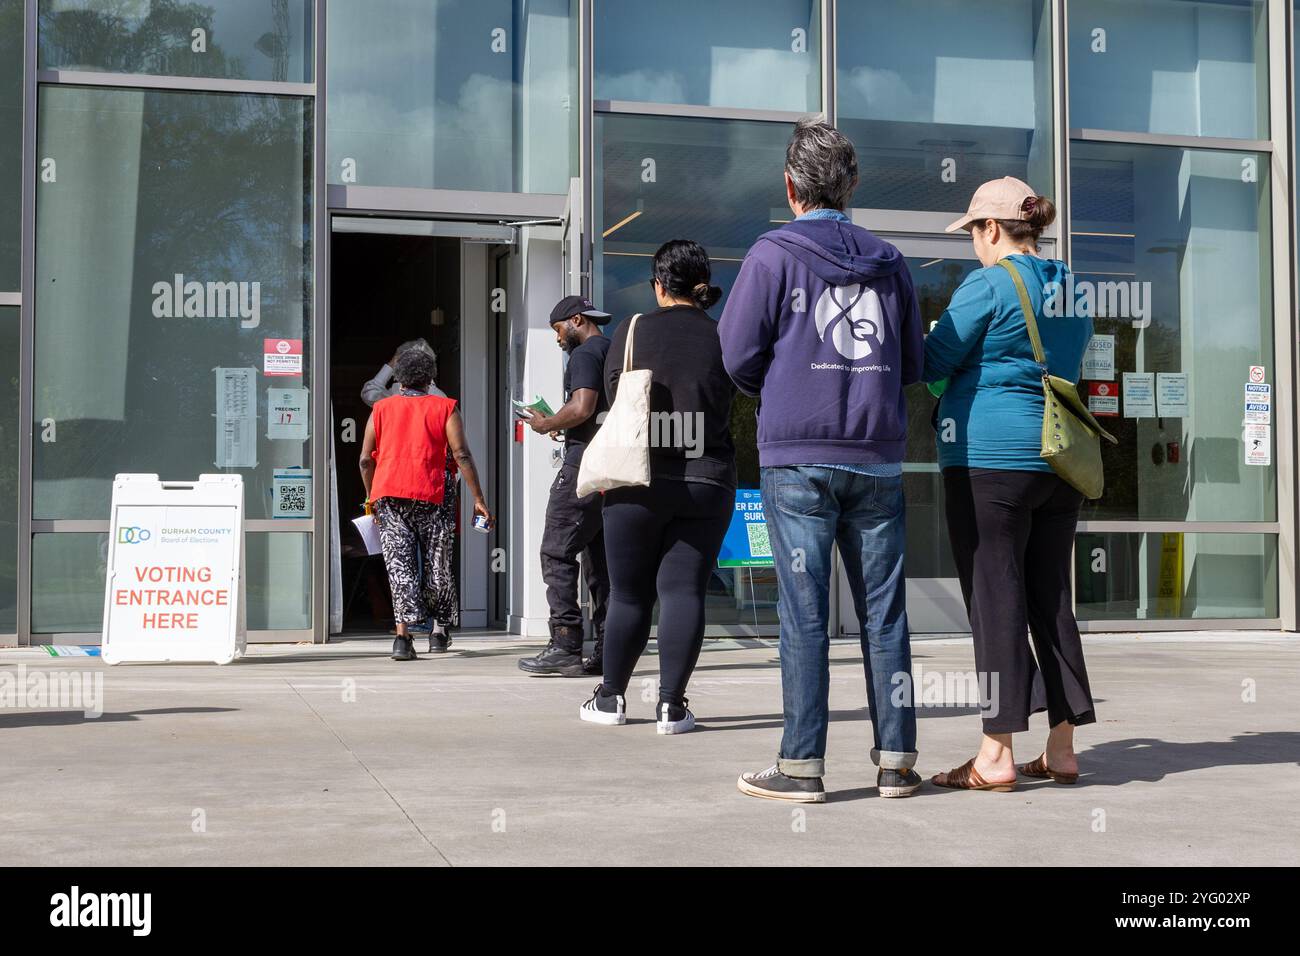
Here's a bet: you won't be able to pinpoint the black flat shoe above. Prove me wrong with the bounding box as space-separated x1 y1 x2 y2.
428 627 452 654
391 636 416 661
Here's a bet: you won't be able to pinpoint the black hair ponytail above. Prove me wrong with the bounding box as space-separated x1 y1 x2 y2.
691 282 723 309
652 239 721 311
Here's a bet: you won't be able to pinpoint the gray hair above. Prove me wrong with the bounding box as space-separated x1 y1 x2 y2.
785 116 859 211
397 338 437 378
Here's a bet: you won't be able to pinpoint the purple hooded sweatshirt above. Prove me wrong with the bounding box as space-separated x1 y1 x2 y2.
718 217 923 467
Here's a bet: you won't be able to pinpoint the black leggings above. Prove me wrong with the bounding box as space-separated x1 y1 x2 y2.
600 479 732 704
943 467 1096 735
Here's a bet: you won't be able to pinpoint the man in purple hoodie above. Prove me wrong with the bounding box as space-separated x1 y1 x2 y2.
721 118 923 803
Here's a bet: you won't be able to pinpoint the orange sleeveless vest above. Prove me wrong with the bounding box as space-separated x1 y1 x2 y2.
370 394 457 505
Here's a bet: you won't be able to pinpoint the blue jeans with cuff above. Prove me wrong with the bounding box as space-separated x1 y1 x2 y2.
760 466 917 779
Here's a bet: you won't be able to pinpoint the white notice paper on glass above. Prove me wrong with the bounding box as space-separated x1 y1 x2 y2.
1244 423 1271 466
267 387 309 441
1156 372 1189 418
1082 335 1115 381
215 367 258 468
1122 372 1156 418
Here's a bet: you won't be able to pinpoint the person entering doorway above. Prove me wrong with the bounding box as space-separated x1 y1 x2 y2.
517 296 612 677
361 337 454 652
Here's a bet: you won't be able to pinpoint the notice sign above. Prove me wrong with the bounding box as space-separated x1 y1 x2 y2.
1244 383 1271 425
263 338 303 376
102 474 245 665
1244 423 1271 466
1087 381 1120 417
718 489 774 568
1122 372 1156 418
267 387 309 441
1156 372 1189 418
215 368 257 468
1082 334 1115 381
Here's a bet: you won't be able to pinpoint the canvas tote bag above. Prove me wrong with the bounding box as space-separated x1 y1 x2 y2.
576 314 652 497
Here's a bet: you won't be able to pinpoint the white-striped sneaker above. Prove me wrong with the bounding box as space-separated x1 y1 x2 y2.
656 700 695 734
579 684 626 725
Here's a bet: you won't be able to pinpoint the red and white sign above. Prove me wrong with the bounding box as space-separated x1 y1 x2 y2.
1249 365 1266 384
102 474 245 665
1088 381 1120 417
263 338 303 376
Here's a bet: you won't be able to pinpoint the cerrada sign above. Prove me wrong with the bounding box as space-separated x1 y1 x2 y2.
102 474 246 665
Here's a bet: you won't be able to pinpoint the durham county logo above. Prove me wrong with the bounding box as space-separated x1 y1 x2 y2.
814 284 884 360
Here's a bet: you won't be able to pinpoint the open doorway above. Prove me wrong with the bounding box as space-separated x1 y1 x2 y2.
330 228 462 635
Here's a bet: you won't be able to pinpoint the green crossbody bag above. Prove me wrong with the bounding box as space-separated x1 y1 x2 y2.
999 259 1118 500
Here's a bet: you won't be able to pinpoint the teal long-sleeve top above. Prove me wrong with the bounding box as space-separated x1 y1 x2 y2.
922 254 1093 472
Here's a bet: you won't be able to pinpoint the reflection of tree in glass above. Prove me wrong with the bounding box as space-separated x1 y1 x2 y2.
731 393 759 488
125 89 309 519
41 0 294 81
0 0 22 288
34 87 310 518
256 0 292 82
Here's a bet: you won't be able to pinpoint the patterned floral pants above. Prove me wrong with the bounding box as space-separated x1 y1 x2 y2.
374 495 459 627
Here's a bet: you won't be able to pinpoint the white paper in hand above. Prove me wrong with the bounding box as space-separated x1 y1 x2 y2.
352 514 383 555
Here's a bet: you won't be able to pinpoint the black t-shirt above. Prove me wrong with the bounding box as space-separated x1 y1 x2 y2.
604 305 737 489
562 333 611 464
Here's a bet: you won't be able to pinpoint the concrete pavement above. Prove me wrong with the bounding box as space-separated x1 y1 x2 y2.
1 634 1297 866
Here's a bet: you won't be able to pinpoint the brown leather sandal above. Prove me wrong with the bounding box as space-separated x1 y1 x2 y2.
1018 754 1079 785
930 758 1016 792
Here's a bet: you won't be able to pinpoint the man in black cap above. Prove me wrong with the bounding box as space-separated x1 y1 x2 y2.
518 296 613 676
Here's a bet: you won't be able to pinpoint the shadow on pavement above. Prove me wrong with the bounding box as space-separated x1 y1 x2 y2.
1076 731 1300 785
0 706 238 729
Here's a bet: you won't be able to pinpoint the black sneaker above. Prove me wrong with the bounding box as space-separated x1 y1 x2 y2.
579 684 626 726
737 765 825 803
427 625 452 654
391 636 416 661
656 699 695 735
877 767 923 798
518 641 585 676
581 641 603 676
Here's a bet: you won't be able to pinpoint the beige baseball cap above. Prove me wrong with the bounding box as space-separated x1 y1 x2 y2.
945 176 1038 233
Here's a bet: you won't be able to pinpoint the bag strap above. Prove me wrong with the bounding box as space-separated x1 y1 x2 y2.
998 259 1046 368
623 313 642 373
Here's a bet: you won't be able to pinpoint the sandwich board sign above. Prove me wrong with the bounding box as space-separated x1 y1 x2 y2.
102 474 246 665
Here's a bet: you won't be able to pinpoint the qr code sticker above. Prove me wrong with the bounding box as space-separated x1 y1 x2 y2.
746 520 772 558
276 481 309 515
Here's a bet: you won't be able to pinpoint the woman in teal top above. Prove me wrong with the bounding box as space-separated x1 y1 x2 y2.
922 177 1097 794
925 254 1093 471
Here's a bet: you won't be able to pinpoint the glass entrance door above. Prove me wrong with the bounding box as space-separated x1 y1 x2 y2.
897 236 978 633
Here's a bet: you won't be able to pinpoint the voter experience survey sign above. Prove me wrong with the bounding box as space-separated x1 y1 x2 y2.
718 489 774 568
102 474 246 665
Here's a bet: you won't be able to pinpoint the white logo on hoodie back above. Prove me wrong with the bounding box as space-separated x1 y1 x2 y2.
814 284 884 361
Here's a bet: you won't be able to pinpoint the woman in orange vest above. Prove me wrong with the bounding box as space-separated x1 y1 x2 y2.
360 349 493 661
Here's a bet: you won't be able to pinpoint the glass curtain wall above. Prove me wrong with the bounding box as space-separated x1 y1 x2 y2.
592 0 821 628
38 0 313 82
1067 0 1278 622
28 1 315 637
326 0 576 194
837 0 1054 212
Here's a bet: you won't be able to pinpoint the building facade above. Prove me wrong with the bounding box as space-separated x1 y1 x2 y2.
1 0 1296 646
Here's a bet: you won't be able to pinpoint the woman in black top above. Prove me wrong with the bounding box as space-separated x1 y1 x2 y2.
579 240 737 734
